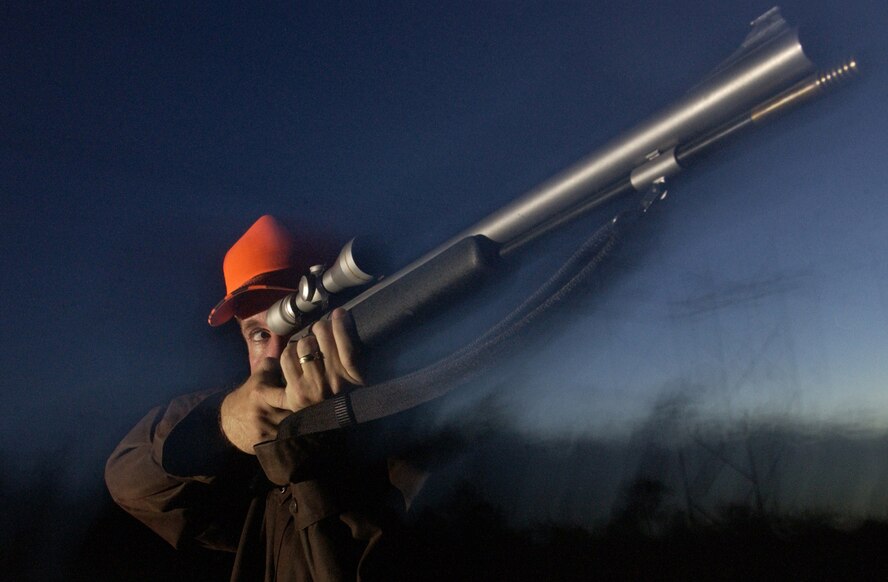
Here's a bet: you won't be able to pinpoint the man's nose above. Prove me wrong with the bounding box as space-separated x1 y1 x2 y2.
265 334 288 359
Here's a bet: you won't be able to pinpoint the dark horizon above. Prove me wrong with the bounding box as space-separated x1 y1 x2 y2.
8 414 888 578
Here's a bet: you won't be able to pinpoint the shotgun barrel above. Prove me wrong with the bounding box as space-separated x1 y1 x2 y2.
266 8 856 347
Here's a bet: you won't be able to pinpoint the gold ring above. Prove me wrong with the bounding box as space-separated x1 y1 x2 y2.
298 351 324 364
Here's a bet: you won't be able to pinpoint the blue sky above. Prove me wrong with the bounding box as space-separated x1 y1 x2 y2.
2 0 888 548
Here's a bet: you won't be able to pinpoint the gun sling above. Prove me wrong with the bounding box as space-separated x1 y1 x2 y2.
277 208 640 440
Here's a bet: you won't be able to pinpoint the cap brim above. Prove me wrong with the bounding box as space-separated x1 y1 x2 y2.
208 285 298 327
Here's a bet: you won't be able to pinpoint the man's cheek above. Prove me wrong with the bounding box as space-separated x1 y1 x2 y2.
248 348 264 374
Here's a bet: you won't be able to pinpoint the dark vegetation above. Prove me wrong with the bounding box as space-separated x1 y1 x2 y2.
5 416 888 581
4 474 887 581
401 480 888 581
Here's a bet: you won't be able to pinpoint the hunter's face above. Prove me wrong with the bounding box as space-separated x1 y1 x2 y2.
238 310 289 374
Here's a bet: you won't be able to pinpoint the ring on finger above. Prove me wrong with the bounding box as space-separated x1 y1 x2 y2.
299 351 325 364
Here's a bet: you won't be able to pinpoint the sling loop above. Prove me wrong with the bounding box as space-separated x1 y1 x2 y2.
279 205 649 439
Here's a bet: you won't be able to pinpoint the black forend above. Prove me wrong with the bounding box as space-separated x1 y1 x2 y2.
350 235 501 347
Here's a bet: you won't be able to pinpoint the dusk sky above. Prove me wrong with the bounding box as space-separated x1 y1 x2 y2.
3 0 887 575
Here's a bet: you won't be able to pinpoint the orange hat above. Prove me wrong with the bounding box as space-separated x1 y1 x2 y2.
208 215 305 326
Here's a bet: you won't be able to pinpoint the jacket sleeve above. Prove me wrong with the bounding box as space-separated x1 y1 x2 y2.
105 389 259 551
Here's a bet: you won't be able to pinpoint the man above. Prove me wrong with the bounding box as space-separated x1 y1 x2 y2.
106 215 421 581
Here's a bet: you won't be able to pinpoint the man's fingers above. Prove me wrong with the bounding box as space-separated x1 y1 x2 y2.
294 335 325 387
248 358 301 416
267 310 365 413
331 308 364 385
279 345 303 387
263 401 291 425
252 384 289 413
313 310 363 388
278 334 328 409
221 373 290 453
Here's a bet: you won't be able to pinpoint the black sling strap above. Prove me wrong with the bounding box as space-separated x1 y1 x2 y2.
278 209 640 440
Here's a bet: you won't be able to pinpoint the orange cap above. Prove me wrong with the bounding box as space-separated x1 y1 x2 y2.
208 215 305 326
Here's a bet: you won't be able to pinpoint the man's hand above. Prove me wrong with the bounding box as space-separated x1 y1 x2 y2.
279 308 365 411
220 308 364 454
220 358 291 454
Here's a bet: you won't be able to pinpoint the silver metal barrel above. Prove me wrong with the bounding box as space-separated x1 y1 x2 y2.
339 10 814 311
462 19 812 245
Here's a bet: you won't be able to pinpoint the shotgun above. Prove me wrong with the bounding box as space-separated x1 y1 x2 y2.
259 7 858 435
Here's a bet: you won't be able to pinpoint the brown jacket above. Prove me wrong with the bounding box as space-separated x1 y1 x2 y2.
106 389 420 581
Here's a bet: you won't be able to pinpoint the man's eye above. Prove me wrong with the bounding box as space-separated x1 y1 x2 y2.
249 329 271 343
